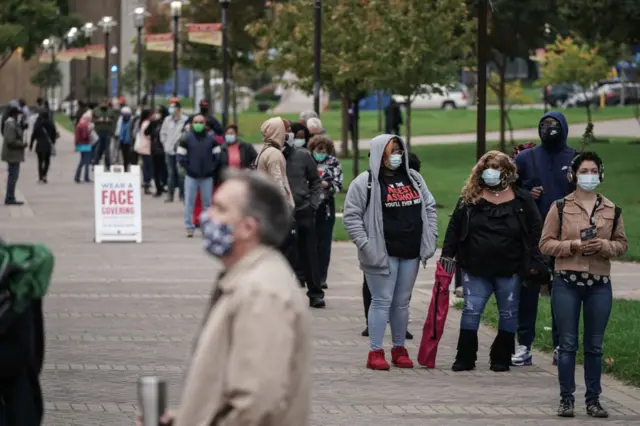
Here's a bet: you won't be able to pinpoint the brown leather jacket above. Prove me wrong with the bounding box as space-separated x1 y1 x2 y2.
539 192 628 276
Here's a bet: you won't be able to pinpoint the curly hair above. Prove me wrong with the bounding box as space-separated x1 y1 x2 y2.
460 150 518 204
308 134 336 157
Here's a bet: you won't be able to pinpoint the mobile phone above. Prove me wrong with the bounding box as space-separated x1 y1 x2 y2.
581 226 597 256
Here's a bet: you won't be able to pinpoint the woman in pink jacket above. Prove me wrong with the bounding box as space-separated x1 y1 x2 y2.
135 109 153 194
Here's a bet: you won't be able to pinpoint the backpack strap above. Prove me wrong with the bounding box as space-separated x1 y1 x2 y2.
612 205 622 238
365 169 372 209
555 199 565 238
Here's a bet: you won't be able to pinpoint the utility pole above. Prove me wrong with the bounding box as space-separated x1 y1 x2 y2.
475 0 488 160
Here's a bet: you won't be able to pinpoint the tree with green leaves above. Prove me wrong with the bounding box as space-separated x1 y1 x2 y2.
539 36 609 146
138 5 173 106
119 61 138 99
30 60 63 100
372 0 472 148
0 0 80 71
83 74 105 100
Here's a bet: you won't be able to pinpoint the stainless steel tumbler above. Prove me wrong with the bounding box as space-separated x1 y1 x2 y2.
137 376 167 426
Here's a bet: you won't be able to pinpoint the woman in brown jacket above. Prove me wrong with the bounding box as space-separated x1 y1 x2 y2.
539 151 628 419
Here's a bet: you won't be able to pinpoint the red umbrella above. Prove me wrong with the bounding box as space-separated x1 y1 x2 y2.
417 260 456 368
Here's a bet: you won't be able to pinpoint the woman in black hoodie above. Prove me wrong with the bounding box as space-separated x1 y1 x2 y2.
145 105 169 197
29 106 57 183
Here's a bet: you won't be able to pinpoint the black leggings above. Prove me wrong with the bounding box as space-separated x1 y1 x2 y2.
119 144 131 171
36 152 50 180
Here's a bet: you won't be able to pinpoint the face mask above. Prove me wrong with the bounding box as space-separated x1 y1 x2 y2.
200 213 234 258
284 132 294 146
193 123 205 133
481 168 502 187
168 107 175 115
100 105 107 111
225 135 236 143
540 122 562 145
313 152 328 162
388 154 403 170
200 108 209 115
577 174 600 192
293 138 306 147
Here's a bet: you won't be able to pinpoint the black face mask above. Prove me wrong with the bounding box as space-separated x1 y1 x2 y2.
100 105 107 111
539 121 562 145
200 108 209 115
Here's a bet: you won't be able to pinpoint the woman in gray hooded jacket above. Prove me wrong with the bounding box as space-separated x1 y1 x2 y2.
343 135 438 370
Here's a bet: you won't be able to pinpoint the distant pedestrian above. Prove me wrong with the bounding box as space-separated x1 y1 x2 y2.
92 98 116 170
146 106 169 197
216 124 258 177
74 110 93 183
160 101 188 202
114 106 134 172
306 117 324 136
1 106 27 205
135 109 153 194
299 110 318 126
29 104 58 184
385 99 403 136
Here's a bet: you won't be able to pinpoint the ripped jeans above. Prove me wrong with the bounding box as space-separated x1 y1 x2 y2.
460 269 520 333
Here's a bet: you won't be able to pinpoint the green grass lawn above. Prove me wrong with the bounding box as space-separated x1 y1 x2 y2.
56 106 637 143
331 138 640 261
458 296 640 387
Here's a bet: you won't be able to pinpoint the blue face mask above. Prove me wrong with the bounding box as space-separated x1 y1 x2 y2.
481 168 502 187
168 107 175 115
293 138 306 147
313 152 328 162
225 135 236 144
199 213 234 258
388 154 403 170
577 174 600 192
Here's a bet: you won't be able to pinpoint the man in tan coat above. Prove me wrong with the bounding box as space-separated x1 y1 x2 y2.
158 169 311 426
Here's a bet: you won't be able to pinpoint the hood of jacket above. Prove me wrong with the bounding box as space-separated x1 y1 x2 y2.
260 117 286 148
538 111 568 151
369 134 411 179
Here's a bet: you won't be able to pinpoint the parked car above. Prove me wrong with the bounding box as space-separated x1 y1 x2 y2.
542 83 580 107
392 84 469 109
564 82 640 107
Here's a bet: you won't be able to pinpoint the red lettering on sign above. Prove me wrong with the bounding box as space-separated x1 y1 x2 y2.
102 189 134 205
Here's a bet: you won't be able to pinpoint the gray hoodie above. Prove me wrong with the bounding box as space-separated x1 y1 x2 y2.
343 134 438 275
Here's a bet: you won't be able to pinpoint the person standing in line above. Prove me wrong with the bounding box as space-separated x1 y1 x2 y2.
283 123 325 308
73 110 93 183
299 110 318 126
216 124 257 177
343 135 438 370
92 98 116 170
184 99 224 137
512 111 577 367
145 105 169 197
160 101 188 202
1 106 27 205
306 117 324 137
29 104 57 184
138 169 311 426
177 114 220 238
114 106 134 172
539 152 627 418
385 98 403 136
443 151 543 373
307 134 343 290
135 109 153 194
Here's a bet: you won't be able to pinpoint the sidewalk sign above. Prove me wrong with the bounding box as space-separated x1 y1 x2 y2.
94 165 142 243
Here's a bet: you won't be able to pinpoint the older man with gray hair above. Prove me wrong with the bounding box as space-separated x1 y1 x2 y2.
150 168 312 426
299 110 318 125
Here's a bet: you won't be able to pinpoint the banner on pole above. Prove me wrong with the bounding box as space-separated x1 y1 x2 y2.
145 33 173 52
57 47 88 62
38 53 53 63
187 23 222 46
85 44 106 59
94 165 143 243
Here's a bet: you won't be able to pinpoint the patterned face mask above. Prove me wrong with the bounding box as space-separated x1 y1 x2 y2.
200 212 234 258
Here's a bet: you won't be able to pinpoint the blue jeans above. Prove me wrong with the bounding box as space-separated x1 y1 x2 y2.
165 154 184 198
74 152 91 182
552 276 612 404
4 163 20 203
184 175 213 232
93 131 112 168
140 155 152 186
365 257 419 351
460 270 520 333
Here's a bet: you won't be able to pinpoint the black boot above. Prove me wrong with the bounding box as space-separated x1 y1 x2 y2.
490 330 515 372
452 329 478 371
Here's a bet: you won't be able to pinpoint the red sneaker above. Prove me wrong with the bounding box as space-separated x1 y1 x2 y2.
366 349 390 370
391 346 414 368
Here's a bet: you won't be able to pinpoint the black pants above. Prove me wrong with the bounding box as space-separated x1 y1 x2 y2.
36 152 50 180
315 198 336 285
363 274 371 323
119 144 131 171
279 223 298 271
152 154 167 193
295 211 325 301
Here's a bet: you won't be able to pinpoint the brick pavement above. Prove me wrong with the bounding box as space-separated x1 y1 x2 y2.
2 130 640 425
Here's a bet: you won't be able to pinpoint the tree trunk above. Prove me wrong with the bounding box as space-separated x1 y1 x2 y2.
352 99 360 177
498 60 507 152
377 91 383 132
340 95 349 158
232 81 238 125
505 109 515 145
405 101 412 150
150 81 156 109
203 71 212 110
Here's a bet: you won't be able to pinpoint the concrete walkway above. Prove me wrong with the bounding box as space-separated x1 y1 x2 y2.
1 131 640 425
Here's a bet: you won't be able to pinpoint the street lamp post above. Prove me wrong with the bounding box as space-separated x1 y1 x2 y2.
475 0 488 160
82 22 96 102
313 0 321 115
98 16 117 100
42 37 60 103
133 7 147 106
220 0 230 128
170 1 182 97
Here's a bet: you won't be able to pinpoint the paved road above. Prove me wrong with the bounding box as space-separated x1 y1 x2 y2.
1 131 640 425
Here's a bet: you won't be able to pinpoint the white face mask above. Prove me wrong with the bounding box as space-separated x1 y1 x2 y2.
577 174 600 192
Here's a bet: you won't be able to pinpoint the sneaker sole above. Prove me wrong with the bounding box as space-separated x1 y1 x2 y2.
366 364 390 371
511 359 533 366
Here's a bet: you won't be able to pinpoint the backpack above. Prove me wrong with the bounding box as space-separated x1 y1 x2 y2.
555 198 622 239
0 243 54 334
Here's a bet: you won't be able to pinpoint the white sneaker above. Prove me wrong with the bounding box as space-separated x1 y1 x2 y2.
511 344 533 366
